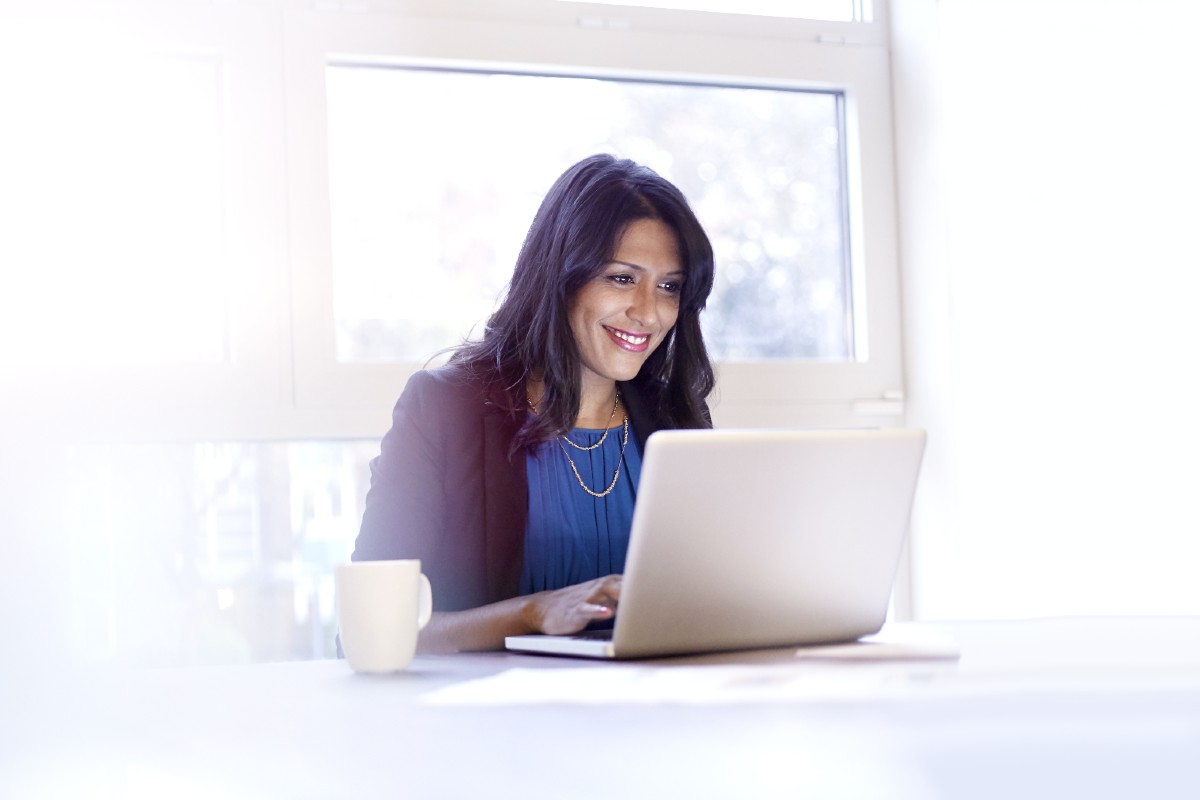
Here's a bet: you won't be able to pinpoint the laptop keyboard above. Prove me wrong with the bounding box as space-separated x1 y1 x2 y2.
571 629 615 641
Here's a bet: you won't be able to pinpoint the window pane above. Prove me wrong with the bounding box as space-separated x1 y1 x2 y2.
326 66 852 362
0 46 232 365
51 440 374 666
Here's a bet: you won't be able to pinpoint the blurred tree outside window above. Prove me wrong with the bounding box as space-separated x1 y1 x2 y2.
326 67 853 363
58 441 375 666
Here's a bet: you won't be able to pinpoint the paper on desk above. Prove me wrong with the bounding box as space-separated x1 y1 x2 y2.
421 626 959 706
421 663 927 706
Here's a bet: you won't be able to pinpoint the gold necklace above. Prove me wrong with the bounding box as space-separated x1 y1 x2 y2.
527 390 629 497
558 413 630 498
560 392 620 451
527 391 621 451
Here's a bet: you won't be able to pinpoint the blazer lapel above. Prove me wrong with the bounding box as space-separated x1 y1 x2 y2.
481 402 527 603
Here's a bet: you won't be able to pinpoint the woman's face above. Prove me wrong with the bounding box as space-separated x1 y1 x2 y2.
568 217 684 393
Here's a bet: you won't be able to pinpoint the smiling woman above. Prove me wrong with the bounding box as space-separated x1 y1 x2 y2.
567 219 685 408
351 154 716 653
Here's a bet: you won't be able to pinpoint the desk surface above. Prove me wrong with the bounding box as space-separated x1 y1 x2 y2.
3 617 1199 799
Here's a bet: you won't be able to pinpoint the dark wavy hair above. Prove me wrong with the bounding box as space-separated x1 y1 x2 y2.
452 153 715 451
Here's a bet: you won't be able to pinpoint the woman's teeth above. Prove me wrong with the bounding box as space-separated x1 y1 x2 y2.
608 328 648 346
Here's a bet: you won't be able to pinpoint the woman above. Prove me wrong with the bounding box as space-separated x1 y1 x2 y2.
352 154 716 652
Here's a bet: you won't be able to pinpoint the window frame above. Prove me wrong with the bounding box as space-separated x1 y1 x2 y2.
283 0 905 435
1 0 903 442
0 0 290 443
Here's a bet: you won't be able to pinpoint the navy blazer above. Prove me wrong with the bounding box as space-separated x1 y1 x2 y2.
352 364 686 611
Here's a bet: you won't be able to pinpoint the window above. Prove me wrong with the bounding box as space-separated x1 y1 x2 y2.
326 66 852 363
0 47 229 366
56 440 374 665
286 3 903 426
0 3 287 438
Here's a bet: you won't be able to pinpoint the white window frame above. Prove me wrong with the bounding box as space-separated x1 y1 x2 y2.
2 0 903 442
283 0 905 436
0 0 290 442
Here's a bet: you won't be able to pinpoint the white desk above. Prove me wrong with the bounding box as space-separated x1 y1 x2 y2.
3 618 1198 799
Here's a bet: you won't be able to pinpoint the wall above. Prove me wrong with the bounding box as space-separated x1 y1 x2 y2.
891 0 1200 618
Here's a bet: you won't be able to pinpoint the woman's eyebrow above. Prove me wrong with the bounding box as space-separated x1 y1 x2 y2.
610 259 685 277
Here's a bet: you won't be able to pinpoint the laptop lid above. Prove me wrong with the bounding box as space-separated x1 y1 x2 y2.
506 427 926 659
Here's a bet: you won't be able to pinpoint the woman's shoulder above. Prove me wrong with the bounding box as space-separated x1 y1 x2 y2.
399 362 484 407
396 361 516 422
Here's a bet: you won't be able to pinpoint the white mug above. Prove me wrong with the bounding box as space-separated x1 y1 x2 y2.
335 559 433 673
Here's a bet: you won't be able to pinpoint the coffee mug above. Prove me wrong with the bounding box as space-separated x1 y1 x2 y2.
335 559 433 673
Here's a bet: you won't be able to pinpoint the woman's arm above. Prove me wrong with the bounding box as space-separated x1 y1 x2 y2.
418 575 623 653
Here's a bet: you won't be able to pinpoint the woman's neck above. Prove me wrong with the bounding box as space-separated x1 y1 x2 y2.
525 375 624 429
575 378 622 429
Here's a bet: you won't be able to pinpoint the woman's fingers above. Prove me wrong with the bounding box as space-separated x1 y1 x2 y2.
590 574 622 606
531 575 623 635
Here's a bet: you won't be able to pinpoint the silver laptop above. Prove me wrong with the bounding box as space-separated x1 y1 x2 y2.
505 427 927 659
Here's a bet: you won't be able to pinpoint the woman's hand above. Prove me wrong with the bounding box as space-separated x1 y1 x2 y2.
417 574 623 653
522 574 623 635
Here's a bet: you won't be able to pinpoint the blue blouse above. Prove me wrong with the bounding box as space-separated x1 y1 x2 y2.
518 419 643 594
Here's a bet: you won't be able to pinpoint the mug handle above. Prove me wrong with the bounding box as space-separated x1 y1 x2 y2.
417 573 433 629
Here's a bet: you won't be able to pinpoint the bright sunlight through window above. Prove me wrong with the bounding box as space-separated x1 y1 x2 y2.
0 34 231 366
326 66 852 363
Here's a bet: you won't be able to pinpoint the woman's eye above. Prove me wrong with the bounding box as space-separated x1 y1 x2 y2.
659 281 682 294
608 274 635 285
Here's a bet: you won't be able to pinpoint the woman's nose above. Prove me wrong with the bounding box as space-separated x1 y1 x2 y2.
627 283 659 327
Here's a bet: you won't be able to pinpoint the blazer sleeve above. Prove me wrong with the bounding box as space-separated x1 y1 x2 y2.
351 368 513 611
352 371 448 566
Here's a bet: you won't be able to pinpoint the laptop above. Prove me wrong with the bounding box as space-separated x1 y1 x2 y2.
505 427 927 659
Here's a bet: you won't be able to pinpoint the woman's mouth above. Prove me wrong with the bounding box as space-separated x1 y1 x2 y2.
604 326 650 353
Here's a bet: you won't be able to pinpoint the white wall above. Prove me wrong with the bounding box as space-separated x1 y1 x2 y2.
892 0 1200 618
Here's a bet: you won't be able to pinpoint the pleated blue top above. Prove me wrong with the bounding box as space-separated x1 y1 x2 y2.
518 418 643 594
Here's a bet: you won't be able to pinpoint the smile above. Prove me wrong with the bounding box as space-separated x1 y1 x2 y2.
605 326 650 351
